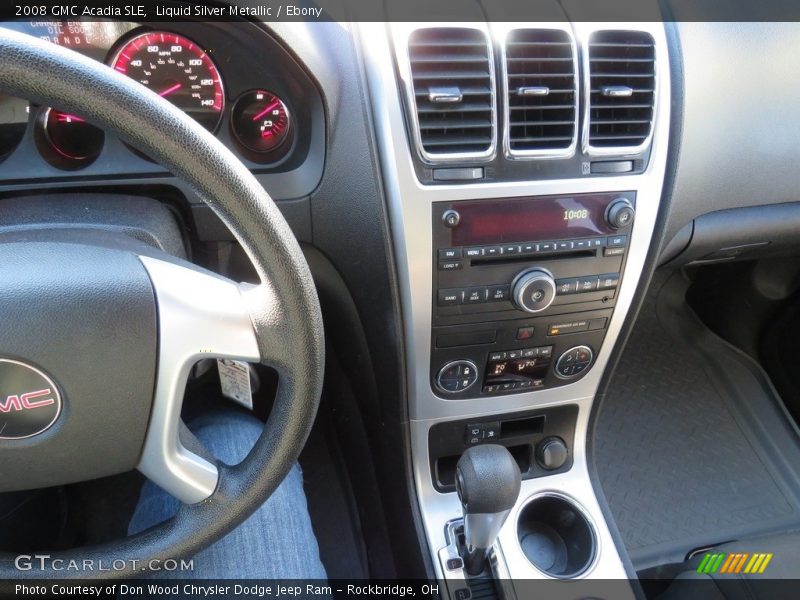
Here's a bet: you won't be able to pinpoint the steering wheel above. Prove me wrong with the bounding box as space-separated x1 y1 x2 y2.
0 28 323 578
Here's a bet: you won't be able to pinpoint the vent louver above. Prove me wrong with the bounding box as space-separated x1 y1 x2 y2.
504 28 577 157
586 30 656 151
407 27 495 160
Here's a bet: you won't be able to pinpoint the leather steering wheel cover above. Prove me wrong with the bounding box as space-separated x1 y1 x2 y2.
0 29 324 577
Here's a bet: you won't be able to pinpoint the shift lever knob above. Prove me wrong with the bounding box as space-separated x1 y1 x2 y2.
456 444 521 575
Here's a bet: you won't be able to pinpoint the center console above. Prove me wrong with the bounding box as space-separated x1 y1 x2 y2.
360 16 669 597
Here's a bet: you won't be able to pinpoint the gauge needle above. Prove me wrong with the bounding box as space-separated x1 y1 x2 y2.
56 112 85 123
252 101 280 122
159 83 182 97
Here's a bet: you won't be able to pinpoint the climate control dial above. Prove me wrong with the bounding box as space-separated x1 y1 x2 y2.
554 345 594 379
512 269 557 313
436 360 479 394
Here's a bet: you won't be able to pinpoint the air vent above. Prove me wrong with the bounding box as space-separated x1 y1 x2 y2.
407 27 495 161
586 30 656 152
504 28 577 157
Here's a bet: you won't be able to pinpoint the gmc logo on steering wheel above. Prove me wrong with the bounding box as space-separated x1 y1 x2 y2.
0 389 56 413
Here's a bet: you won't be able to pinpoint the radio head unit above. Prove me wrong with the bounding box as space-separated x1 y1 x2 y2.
431 192 634 398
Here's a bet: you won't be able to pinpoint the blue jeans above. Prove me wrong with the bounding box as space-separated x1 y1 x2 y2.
129 408 327 579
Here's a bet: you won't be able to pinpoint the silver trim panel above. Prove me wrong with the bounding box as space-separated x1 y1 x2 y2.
359 20 668 586
138 256 260 504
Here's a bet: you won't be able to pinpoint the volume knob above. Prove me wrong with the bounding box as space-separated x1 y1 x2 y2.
512 269 556 313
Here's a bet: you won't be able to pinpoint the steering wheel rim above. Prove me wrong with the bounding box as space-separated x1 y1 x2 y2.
0 28 324 578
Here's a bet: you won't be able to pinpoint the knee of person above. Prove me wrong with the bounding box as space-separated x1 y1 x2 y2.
190 409 264 465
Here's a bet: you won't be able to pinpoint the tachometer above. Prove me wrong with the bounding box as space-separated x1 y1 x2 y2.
109 31 224 131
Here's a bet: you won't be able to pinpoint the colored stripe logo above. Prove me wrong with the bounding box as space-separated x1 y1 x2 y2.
697 552 773 574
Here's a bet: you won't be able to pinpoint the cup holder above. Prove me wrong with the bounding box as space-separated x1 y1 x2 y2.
517 493 597 578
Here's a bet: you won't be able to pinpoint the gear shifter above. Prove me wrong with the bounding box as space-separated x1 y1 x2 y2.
455 444 522 575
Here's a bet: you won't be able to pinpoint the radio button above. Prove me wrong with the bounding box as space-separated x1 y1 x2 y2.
599 274 620 290
540 242 557 253
488 284 510 302
438 289 462 306
589 238 604 248
577 277 600 292
556 241 572 252
502 245 520 255
439 260 463 270
439 248 462 260
607 235 628 247
462 287 488 304
573 239 590 250
603 247 625 257
464 247 484 258
484 246 502 257
520 243 536 254
556 278 578 295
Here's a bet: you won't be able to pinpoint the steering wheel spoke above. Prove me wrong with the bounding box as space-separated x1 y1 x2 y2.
137 256 260 504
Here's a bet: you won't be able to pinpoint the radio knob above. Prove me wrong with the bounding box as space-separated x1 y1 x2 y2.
606 198 635 230
512 269 556 313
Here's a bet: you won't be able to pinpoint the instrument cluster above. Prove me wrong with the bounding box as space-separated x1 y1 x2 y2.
0 20 309 175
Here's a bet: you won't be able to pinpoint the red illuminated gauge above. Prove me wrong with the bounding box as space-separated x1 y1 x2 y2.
109 31 224 131
36 108 104 170
230 90 291 155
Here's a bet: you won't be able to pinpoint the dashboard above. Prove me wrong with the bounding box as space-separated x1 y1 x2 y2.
2 6 800 595
0 18 324 202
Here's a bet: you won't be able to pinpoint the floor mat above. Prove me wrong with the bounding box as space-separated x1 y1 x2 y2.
594 270 800 571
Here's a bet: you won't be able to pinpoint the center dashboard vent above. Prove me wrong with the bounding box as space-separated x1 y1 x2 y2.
406 27 496 161
586 30 656 152
503 28 578 157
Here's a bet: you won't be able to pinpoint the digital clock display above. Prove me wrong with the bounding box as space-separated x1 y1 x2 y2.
448 192 628 246
564 208 590 221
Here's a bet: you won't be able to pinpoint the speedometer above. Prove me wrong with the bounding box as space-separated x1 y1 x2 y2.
109 31 224 131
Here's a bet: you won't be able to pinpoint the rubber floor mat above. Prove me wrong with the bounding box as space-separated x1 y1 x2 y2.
594 270 800 570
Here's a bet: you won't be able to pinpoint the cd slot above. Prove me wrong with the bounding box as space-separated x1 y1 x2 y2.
471 250 596 267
